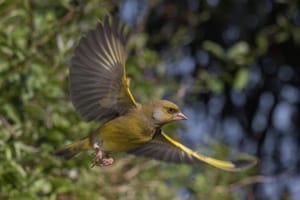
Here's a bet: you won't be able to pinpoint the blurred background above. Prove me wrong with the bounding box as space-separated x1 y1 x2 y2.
1 0 299 199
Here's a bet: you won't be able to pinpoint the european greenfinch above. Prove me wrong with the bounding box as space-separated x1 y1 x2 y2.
55 17 257 171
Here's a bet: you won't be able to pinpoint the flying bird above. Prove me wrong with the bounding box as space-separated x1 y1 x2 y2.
55 16 257 171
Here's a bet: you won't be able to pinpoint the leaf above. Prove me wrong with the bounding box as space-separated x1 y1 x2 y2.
2 103 21 124
255 33 269 56
31 178 52 195
202 40 224 59
234 68 249 90
226 41 249 64
207 76 224 92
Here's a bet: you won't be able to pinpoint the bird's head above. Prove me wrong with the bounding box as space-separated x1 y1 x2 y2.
151 100 187 125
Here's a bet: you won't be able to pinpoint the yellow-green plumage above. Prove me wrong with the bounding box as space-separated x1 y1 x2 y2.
55 16 257 171
100 106 154 152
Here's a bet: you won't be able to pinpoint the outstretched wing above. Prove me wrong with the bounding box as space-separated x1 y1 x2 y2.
70 16 137 121
128 131 257 171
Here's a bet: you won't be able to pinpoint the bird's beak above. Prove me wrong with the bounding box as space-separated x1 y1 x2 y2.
173 112 188 121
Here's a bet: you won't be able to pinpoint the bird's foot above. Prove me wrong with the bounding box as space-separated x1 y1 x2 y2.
102 157 114 166
91 156 114 167
91 142 104 167
91 142 114 167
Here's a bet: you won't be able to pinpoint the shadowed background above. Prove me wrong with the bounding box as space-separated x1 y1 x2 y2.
0 0 299 199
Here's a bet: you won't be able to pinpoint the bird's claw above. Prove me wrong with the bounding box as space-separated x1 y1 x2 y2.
91 142 114 167
90 157 114 168
102 157 114 166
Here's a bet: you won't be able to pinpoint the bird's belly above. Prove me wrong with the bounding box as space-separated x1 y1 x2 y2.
102 140 145 152
99 123 154 152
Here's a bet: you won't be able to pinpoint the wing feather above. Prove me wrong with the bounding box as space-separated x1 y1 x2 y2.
128 131 257 171
70 16 137 121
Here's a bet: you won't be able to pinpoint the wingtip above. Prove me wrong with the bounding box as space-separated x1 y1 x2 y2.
230 155 258 171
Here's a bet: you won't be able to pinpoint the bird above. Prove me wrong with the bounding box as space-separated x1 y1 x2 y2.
55 16 257 171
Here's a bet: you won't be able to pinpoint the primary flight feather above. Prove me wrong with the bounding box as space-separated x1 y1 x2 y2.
56 16 257 171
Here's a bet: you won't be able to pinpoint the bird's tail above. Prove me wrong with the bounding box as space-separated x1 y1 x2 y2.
55 137 90 160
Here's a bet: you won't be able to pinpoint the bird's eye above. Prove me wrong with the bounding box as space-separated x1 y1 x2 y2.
167 107 176 113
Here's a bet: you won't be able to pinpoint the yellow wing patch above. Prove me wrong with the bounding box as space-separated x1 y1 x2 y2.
122 75 137 105
161 132 257 171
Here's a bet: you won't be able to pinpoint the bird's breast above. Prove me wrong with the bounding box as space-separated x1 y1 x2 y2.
97 111 156 152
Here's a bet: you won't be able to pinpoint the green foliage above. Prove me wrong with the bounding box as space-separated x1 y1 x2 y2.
0 1 257 200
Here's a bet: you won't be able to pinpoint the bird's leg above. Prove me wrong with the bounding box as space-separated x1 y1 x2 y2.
90 142 104 168
93 142 103 162
91 150 114 167
90 136 114 167
90 135 105 167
